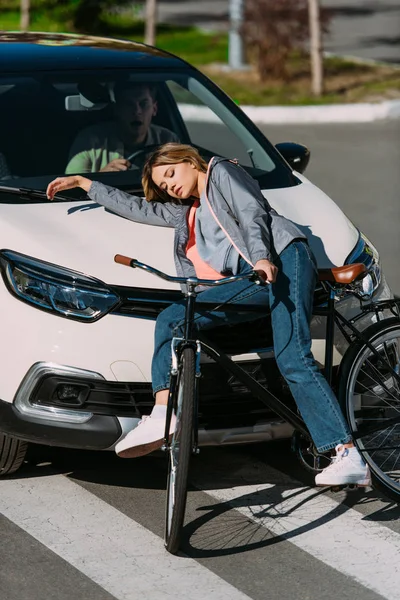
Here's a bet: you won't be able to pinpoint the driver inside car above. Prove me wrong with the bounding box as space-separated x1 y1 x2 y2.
65 82 179 174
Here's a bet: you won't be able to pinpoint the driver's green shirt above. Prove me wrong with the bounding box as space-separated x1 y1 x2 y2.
65 121 179 174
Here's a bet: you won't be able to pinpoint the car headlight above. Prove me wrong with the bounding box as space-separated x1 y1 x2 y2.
0 250 119 321
345 233 381 300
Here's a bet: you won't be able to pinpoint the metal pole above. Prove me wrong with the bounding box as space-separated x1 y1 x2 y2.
229 0 245 70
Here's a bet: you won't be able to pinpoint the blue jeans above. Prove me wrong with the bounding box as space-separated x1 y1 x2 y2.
152 240 352 452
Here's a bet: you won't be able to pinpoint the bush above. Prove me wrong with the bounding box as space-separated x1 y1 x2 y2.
71 0 137 33
242 0 331 81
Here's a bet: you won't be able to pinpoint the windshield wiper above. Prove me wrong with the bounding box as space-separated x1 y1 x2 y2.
0 185 73 202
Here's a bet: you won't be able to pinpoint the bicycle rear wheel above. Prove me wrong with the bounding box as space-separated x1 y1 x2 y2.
339 317 400 502
165 346 196 554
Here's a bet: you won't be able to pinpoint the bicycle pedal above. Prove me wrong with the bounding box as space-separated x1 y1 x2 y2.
330 484 363 492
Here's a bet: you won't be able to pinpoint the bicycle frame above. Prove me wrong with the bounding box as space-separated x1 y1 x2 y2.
163 279 311 451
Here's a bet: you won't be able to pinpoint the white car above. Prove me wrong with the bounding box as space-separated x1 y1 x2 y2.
0 32 390 476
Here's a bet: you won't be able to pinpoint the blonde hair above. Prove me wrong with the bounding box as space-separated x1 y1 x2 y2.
142 142 208 203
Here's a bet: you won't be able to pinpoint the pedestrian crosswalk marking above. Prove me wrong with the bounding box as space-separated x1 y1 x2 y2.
1 464 399 600
0 475 252 600
197 477 400 600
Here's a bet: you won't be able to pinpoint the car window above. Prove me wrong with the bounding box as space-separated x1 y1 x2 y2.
166 78 276 173
0 70 295 201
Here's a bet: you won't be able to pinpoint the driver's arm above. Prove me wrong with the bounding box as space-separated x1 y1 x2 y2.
65 126 108 174
65 149 94 174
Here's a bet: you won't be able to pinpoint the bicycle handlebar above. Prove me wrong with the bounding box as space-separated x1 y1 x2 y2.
114 254 134 267
114 254 266 287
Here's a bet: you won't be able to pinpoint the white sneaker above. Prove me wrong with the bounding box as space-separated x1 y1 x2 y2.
315 445 371 487
115 413 176 458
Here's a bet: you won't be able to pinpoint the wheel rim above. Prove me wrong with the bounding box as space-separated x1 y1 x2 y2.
166 456 176 537
346 328 400 494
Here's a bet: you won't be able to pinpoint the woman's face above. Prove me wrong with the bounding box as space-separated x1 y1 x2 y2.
152 161 199 200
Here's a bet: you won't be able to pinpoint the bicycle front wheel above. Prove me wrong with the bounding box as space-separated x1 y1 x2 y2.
165 346 196 554
339 317 400 502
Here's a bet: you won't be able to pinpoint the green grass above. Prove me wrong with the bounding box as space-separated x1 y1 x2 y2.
204 75 344 107
1 8 399 106
94 13 229 65
157 29 228 65
0 10 66 32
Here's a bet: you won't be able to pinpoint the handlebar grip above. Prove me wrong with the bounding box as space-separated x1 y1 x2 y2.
114 254 136 267
251 271 268 286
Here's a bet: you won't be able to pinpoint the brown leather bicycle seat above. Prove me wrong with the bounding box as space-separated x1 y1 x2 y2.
318 263 367 284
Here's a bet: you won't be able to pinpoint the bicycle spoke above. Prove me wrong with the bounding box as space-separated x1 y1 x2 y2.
358 358 400 407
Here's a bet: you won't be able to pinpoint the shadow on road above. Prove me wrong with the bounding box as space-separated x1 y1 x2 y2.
181 485 353 558
13 441 398 559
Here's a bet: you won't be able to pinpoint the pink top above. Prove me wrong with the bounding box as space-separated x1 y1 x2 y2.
186 199 224 280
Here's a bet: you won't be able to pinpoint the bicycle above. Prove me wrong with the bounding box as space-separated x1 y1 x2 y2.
114 254 400 554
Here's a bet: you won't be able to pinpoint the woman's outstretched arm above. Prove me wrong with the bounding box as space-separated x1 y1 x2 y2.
46 176 180 227
46 175 92 199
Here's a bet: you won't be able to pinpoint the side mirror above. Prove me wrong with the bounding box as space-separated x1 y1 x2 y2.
275 142 310 174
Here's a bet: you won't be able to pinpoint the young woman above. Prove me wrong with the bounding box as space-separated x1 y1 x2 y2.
46 143 371 488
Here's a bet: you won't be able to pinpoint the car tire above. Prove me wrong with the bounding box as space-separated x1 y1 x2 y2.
0 433 28 476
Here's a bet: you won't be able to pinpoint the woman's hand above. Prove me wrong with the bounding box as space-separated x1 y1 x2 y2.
254 259 278 284
46 175 92 200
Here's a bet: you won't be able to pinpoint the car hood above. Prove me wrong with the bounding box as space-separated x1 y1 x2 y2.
0 179 359 288
0 197 178 288
264 174 359 268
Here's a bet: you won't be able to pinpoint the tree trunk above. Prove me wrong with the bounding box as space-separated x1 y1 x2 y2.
20 0 30 32
145 0 157 46
308 0 324 96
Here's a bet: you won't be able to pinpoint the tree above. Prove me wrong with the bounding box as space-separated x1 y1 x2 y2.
72 0 134 33
242 0 310 81
308 0 324 96
242 0 331 91
20 0 30 31
144 0 157 46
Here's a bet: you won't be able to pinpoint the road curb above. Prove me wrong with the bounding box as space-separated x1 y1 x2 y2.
179 99 400 124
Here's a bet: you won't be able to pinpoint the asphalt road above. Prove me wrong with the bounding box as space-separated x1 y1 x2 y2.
156 0 400 64
1 121 400 599
1 441 400 600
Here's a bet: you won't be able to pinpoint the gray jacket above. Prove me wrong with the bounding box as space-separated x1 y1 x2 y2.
88 156 306 282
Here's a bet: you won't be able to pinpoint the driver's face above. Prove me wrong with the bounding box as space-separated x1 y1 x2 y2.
115 86 157 144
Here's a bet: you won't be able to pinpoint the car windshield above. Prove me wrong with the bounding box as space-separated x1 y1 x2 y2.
0 69 296 202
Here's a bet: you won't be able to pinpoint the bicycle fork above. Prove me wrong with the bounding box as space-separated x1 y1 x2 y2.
162 337 202 454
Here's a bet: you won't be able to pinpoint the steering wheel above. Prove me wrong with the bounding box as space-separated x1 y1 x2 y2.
126 144 163 167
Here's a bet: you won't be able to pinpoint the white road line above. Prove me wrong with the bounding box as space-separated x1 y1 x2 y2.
0 475 251 600
195 473 400 600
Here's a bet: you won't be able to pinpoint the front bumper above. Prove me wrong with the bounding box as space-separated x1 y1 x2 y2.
0 398 123 449
0 355 293 450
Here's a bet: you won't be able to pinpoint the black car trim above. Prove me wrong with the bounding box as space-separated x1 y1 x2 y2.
0 399 122 450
